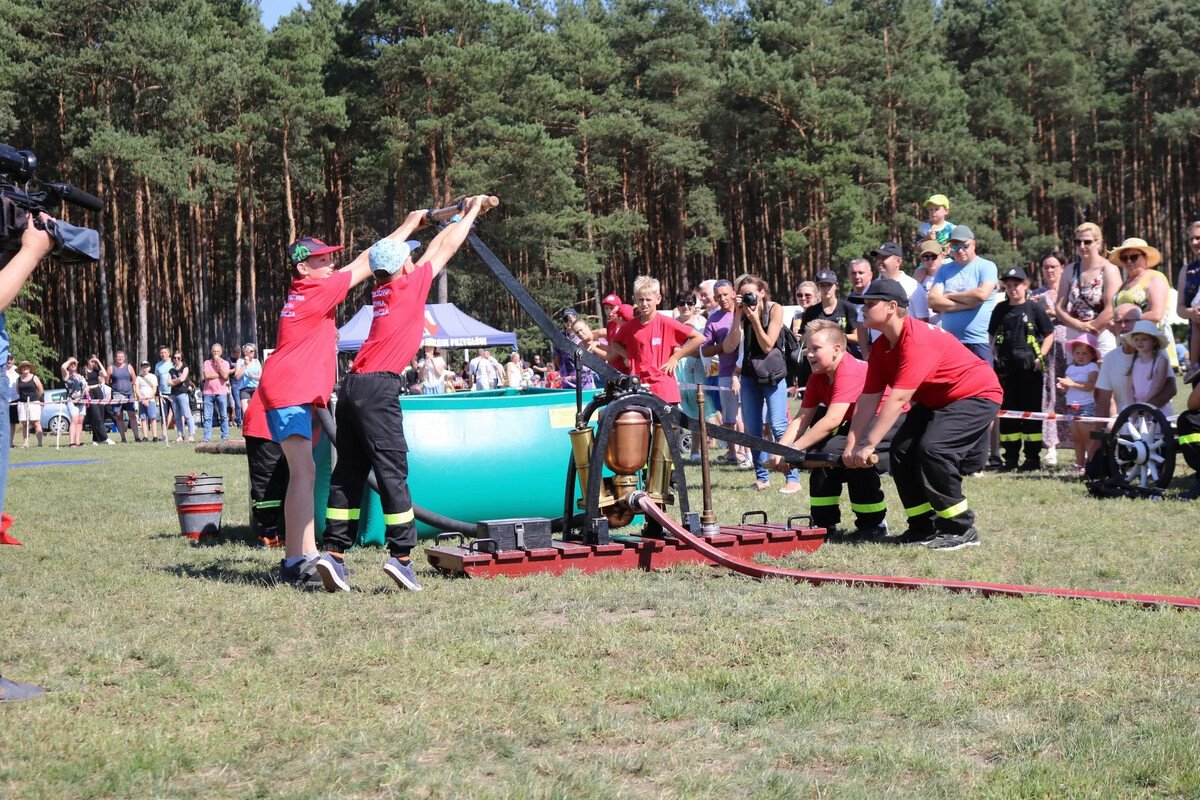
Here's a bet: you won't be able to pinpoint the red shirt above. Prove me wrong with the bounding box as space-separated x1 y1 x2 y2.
612 312 695 403
606 316 629 373
803 355 869 422
352 263 434 375
863 316 1003 408
257 270 353 410
242 391 269 439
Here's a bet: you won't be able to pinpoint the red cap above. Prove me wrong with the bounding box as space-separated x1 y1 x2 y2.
616 303 634 321
602 293 622 307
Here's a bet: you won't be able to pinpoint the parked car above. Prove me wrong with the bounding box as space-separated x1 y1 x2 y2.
40 388 70 435
39 388 118 436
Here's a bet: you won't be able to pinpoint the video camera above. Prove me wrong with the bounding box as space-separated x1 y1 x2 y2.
0 144 101 263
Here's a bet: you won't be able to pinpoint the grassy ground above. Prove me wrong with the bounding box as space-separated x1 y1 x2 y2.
2 435 1199 799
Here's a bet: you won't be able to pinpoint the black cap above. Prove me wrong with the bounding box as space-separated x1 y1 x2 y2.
846 278 909 308
1000 266 1028 282
814 269 838 285
871 241 904 259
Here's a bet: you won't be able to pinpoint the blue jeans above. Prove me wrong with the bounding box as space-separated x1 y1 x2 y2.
172 393 195 436
203 393 228 440
740 377 798 485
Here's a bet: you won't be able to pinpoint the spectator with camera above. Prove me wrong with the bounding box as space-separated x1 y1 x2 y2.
82 354 112 445
722 275 802 494
61 357 87 447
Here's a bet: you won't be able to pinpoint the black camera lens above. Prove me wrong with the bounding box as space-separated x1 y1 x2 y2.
740 291 758 307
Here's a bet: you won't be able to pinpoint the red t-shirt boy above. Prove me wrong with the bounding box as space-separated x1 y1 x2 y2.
259 221 423 584
607 276 705 403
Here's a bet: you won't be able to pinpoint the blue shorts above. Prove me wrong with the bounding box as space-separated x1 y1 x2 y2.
266 405 315 443
140 401 160 421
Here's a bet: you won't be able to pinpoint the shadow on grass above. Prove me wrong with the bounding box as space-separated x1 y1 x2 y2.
161 557 278 588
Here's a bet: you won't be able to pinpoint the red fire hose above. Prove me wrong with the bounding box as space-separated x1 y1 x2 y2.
628 492 1200 611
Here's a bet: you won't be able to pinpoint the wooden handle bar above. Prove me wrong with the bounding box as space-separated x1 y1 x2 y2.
426 196 500 223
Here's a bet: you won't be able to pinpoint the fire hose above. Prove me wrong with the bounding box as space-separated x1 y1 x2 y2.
627 490 1200 611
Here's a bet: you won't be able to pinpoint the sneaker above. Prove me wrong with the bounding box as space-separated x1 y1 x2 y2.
820 525 847 541
315 553 351 593
845 521 890 543
1179 482 1200 501
926 527 981 552
383 557 423 591
103 439 115 446
888 528 937 547
278 556 322 589
778 482 802 495
1042 449 1058 466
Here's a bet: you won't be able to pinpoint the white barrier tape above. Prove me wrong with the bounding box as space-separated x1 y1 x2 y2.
996 408 1180 424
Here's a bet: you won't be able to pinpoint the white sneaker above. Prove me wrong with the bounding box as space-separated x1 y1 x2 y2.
1042 449 1058 466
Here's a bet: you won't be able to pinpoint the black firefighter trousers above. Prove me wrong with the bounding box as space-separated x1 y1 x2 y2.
324 371 417 557
891 398 1000 536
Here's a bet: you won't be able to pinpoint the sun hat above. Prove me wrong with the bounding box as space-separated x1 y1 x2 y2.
1065 332 1098 362
924 193 951 210
368 239 422 278
16 361 32 370
288 236 344 267
1121 319 1169 350
1107 237 1162 269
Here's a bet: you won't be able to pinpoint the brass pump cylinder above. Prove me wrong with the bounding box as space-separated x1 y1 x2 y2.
647 423 673 498
605 408 652 474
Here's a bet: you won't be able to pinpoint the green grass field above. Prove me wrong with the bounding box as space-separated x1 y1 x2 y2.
2 436 1199 799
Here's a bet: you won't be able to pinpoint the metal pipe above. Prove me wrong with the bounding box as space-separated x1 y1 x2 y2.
627 491 1200 611
695 384 718 535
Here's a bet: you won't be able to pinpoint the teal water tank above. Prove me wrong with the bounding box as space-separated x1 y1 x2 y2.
315 387 600 543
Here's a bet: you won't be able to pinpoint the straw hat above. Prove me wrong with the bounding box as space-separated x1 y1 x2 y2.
1107 237 1162 269
16 361 32 371
1121 319 1169 350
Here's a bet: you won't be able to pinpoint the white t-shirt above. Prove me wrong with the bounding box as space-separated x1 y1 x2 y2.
1095 347 1135 412
1063 362 1098 406
136 374 159 401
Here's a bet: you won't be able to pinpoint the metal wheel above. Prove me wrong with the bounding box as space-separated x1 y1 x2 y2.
46 414 70 435
1107 403 1175 490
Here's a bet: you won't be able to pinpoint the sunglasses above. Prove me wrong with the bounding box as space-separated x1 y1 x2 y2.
949 242 970 252
920 253 940 261
1119 252 1144 263
796 293 814 299
1074 239 1095 246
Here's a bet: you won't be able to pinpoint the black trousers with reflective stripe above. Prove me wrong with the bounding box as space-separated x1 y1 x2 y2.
1178 409 1200 474
807 415 902 530
246 434 288 537
324 372 416 556
998 368 1043 463
891 398 999 536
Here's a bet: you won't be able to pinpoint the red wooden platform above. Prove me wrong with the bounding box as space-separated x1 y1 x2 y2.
425 522 826 578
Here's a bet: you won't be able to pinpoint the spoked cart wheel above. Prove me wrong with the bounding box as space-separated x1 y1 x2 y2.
1107 403 1176 490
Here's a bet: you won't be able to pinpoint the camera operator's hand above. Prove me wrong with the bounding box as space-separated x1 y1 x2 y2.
22 212 55 258
0 212 55 313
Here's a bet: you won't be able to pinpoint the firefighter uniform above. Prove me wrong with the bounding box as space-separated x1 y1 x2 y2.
988 279 1054 470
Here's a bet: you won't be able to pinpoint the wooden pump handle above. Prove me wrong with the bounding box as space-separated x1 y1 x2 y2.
426 196 500 223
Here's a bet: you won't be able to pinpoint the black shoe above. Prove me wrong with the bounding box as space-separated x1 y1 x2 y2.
278 557 322 589
1017 460 1039 473
1179 482 1200 501
926 527 981 552
820 525 847 541
843 521 890 544
887 528 937 547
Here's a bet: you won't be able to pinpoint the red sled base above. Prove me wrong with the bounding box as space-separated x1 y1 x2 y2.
425 522 826 579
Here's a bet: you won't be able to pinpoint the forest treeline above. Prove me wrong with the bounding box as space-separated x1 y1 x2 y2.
2 0 1198 372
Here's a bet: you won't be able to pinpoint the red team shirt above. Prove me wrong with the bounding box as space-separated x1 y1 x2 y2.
257 270 353 410
243 392 270 439
863 316 1003 408
352 263 434 374
611 313 695 403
